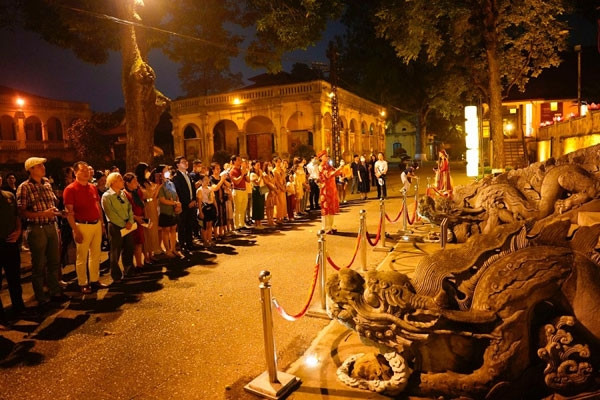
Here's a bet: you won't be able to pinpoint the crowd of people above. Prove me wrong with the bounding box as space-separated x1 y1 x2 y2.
0 151 395 322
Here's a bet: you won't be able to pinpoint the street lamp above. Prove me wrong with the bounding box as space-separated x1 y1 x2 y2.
574 45 581 116
16 97 25 107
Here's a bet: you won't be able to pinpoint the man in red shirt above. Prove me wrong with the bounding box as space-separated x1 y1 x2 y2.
63 161 107 294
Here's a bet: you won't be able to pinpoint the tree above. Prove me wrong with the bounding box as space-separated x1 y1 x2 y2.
375 0 569 170
336 1 470 158
162 0 244 96
244 0 344 71
5 0 244 170
66 119 111 168
247 1 570 169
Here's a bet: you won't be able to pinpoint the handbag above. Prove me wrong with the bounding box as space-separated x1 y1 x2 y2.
259 185 269 196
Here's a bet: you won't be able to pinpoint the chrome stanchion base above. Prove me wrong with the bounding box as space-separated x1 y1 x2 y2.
306 304 331 319
373 245 392 252
244 371 301 400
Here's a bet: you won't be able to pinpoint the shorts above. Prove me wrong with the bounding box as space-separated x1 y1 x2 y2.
200 203 217 225
159 213 178 227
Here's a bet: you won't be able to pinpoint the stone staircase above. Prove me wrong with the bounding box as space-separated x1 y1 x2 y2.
504 139 527 169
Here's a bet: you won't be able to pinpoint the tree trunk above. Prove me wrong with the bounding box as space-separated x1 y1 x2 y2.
118 1 169 171
482 0 504 171
417 108 429 160
415 107 428 161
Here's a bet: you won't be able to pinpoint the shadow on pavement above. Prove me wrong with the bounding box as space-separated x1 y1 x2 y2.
0 246 230 367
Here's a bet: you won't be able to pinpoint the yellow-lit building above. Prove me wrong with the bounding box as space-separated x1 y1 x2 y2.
0 86 91 165
491 47 600 165
170 80 386 163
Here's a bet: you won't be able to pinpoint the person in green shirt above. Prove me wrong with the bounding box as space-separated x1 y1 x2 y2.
101 173 135 282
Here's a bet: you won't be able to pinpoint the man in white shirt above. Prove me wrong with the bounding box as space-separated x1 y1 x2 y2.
306 155 320 210
374 152 388 199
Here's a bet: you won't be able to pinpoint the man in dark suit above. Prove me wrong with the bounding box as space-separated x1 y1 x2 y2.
172 156 197 253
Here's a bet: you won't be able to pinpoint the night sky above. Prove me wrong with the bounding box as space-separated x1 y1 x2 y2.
0 22 344 112
0 13 596 113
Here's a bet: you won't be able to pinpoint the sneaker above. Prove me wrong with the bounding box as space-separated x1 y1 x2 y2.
80 285 92 294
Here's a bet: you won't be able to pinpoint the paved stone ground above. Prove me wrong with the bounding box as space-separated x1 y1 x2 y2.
0 162 473 400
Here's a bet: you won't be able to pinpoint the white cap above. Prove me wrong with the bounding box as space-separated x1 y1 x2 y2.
24 157 47 170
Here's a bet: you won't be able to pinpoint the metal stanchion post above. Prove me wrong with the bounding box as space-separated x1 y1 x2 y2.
245 271 301 399
359 209 368 270
440 218 449 249
398 188 413 238
307 230 330 319
374 198 391 252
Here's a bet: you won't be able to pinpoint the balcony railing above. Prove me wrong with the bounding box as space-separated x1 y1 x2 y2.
539 110 600 140
0 140 70 152
0 141 18 151
172 80 384 117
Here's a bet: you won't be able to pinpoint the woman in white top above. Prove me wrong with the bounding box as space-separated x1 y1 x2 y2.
374 152 388 199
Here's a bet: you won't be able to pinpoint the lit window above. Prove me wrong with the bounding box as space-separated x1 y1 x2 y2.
550 102 558 111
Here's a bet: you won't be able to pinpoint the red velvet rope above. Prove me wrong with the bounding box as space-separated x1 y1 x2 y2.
326 234 362 271
385 202 404 223
407 200 418 225
272 262 320 321
365 216 382 247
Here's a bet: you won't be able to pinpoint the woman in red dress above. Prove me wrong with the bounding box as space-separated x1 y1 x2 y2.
123 172 146 272
436 149 453 194
318 150 343 234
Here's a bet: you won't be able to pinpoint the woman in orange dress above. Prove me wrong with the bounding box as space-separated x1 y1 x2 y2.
318 150 343 234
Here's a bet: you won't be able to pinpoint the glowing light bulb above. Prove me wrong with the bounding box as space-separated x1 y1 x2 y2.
305 354 319 367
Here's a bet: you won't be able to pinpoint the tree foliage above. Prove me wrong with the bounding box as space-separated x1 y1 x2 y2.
66 118 111 168
161 0 245 96
244 0 344 71
5 0 247 169
336 1 470 156
375 0 569 168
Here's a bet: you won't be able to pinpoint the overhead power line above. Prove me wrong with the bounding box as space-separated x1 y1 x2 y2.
55 3 323 66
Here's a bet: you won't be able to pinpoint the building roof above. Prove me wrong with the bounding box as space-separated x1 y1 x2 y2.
0 85 90 108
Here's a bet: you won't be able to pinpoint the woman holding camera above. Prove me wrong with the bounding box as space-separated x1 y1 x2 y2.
157 165 181 258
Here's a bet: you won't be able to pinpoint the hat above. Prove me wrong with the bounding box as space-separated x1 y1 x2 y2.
316 150 327 158
24 157 47 170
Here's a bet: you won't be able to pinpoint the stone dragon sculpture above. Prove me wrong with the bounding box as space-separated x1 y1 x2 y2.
328 145 600 398
327 221 600 398
419 144 600 242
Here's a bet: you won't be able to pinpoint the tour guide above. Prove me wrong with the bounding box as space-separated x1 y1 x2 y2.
317 150 343 234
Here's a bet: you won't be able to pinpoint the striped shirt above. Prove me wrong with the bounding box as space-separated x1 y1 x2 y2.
16 177 58 224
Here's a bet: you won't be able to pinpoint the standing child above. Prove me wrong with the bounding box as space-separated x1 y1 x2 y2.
196 175 225 247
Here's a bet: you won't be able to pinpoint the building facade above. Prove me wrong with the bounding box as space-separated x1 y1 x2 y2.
0 86 91 165
170 80 386 163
